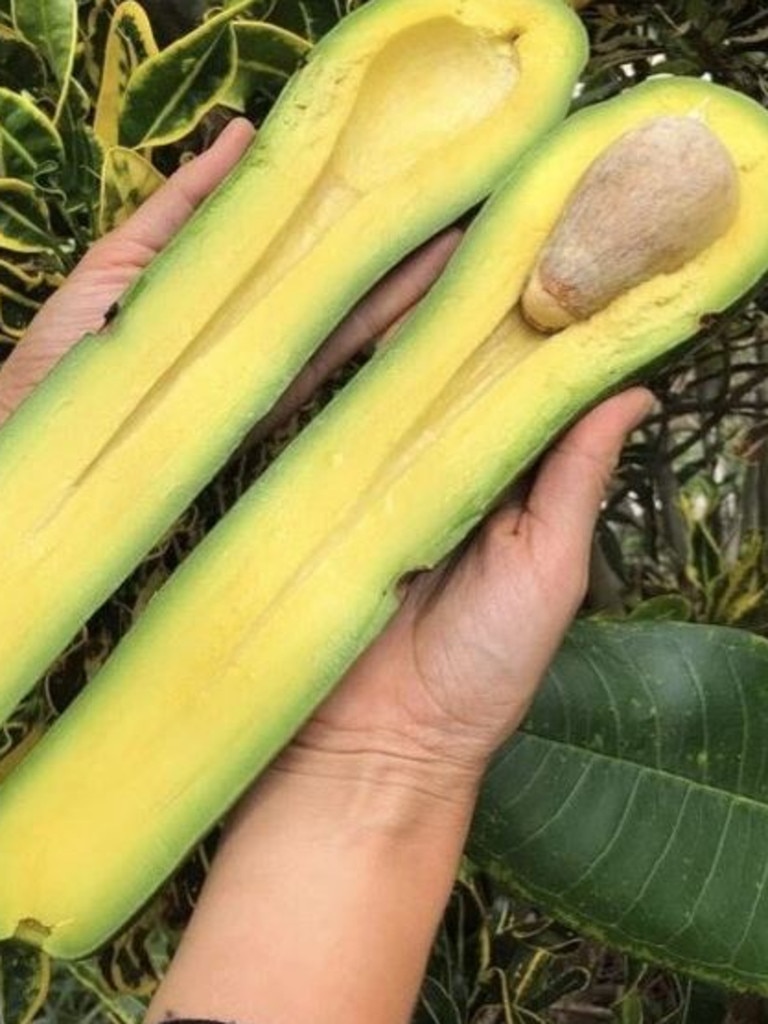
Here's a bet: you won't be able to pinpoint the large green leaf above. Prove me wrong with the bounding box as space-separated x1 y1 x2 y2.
0 89 63 183
10 0 76 118
470 620 768 994
118 14 238 148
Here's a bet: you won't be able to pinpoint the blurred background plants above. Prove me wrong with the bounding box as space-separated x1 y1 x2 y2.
0 0 767 1021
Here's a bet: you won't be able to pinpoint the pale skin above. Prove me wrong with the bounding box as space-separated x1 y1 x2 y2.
0 119 653 1024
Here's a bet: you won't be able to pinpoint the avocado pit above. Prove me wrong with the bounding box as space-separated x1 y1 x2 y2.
521 115 740 332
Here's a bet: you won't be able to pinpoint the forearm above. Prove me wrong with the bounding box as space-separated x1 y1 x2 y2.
146 748 480 1024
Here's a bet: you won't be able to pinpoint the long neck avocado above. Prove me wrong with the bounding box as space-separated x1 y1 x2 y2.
0 76 766 960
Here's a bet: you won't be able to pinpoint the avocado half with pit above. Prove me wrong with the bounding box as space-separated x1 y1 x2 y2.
0 0 586 727
0 77 766 960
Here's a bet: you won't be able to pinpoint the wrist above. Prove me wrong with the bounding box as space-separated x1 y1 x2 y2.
151 719 482 1024
229 733 482 850
231 715 487 842
153 742 474 1024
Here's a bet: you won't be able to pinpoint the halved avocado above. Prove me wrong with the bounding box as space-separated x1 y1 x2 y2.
0 0 586 726
0 77 766 959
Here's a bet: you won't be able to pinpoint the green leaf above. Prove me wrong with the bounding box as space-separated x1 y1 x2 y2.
57 77 105 222
58 959 148 1024
119 17 238 148
0 179 54 252
223 21 310 112
618 991 645 1024
99 146 164 235
0 292 38 340
0 26 46 94
0 941 50 1024
0 258 47 291
10 0 76 118
469 620 768 994
678 980 728 1024
94 1 159 147
223 0 269 11
416 977 463 1024
0 88 64 183
628 595 693 622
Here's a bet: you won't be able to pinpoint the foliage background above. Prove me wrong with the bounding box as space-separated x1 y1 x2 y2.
0 0 767 1021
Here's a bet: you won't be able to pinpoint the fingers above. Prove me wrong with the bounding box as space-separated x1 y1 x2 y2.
393 388 654 751
523 387 655 579
244 227 464 445
338 228 463 352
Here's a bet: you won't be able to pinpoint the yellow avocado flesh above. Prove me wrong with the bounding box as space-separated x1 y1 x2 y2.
1 78 767 958
0 0 586 725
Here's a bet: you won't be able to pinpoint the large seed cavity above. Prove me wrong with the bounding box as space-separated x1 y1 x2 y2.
521 115 739 333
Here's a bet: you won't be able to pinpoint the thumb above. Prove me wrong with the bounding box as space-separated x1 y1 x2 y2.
525 387 655 565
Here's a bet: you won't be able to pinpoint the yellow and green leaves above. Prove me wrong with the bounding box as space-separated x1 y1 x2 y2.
94 1 159 147
0 180 53 252
0 25 46 94
118 13 238 148
99 147 164 234
0 89 63 182
0 259 58 341
10 0 77 120
116 10 308 148
0 943 50 1024
223 22 309 113
0 0 320 347
225 0 359 44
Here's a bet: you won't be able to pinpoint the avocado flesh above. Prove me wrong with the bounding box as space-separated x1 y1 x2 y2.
1 78 767 959
0 0 587 726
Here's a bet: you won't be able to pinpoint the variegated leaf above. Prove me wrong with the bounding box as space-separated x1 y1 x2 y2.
0 88 63 183
10 0 76 118
0 25 46 94
0 942 50 1024
0 179 54 252
94 1 158 147
226 0 350 42
224 21 309 112
99 146 164 234
57 78 105 215
0 256 50 340
0 257 50 291
119 15 238 148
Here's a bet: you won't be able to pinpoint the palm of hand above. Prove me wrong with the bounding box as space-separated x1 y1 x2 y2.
290 392 648 781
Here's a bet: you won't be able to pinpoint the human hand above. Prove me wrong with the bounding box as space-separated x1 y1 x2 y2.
153 389 652 1024
57 115 653 1024
272 386 653 805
